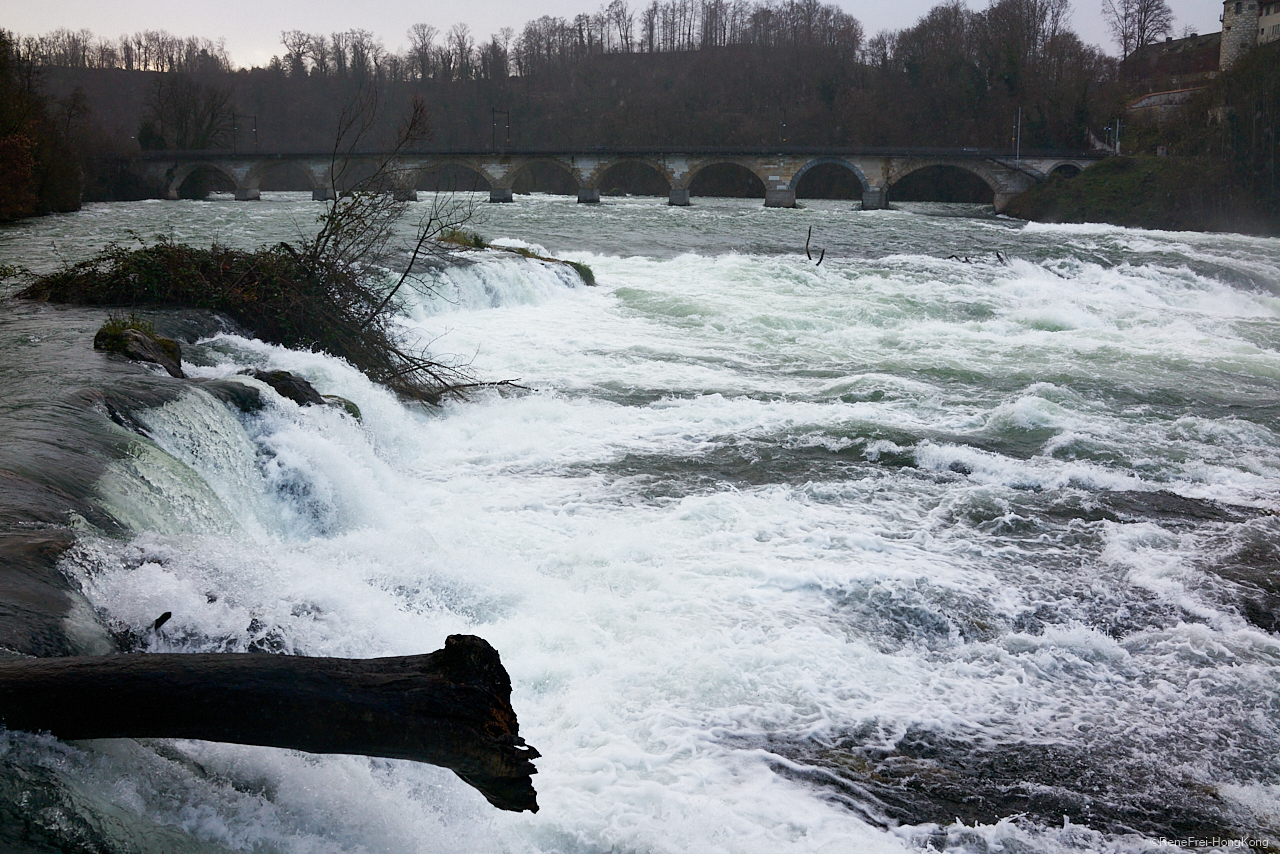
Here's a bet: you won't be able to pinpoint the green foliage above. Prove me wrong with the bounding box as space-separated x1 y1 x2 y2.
495 245 595 286
1009 41 1280 236
1004 156 1277 234
440 228 488 248
566 261 595 286
19 237 465 403
1170 43 1280 214
0 30 84 220
98 313 156 338
93 313 182 364
438 228 595 285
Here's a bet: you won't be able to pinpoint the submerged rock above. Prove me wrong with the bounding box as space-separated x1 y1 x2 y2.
245 370 324 407
197 378 266 414
237 371 361 420
93 321 184 379
322 395 362 421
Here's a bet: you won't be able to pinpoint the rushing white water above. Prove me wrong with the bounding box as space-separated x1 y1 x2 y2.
3 193 1280 852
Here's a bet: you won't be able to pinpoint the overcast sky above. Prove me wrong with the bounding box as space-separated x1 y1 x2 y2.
6 0 1225 67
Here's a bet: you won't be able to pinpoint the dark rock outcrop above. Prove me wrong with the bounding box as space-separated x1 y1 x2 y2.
196 378 266 414
93 325 184 378
245 370 324 406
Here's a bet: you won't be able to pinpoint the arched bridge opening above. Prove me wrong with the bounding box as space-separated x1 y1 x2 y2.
512 161 579 196
598 161 670 197
330 159 382 193
176 165 237 199
794 161 867 200
689 163 766 199
891 165 995 204
417 165 491 193
1050 163 1082 179
254 162 314 193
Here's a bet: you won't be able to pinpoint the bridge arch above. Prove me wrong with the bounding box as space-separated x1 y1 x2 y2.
413 162 492 193
589 158 671 196
1048 162 1083 179
511 158 580 196
686 160 767 198
789 157 870 196
167 161 239 198
340 157 396 192
244 159 319 192
889 160 1000 204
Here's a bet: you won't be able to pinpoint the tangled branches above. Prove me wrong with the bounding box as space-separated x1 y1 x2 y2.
21 85 492 404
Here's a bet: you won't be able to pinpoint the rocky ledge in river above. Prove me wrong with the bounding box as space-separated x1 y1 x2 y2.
92 316 362 421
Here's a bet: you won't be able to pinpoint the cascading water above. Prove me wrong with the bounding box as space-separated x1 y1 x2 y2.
1 193 1278 852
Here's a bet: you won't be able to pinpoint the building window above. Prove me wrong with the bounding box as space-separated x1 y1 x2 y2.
1236 2 1243 14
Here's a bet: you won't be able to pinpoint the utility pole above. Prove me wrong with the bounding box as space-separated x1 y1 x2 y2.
1015 107 1022 167
1115 118 1122 156
492 108 510 150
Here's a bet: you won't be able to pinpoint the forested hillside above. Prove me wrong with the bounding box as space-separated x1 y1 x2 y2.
15 0 1118 162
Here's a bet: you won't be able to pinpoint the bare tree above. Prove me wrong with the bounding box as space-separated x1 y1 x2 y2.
608 0 635 51
408 23 438 80
1132 0 1174 48
448 24 475 78
308 34 331 76
140 74 233 150
308 85 488 400
281 30 309 77
1104 0 1172 57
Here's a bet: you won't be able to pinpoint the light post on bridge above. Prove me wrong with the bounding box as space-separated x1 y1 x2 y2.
492 108 510 150
232 114 258 154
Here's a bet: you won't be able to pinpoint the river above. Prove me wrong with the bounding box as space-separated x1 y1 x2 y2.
1 193 1279 852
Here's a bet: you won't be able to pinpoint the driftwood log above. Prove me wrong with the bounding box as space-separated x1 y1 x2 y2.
0 634 539 812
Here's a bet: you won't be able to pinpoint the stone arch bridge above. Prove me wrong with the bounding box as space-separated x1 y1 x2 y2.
135 147 1102 212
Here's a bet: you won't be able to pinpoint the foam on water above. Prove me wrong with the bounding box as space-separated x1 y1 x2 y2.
3 197 1280 850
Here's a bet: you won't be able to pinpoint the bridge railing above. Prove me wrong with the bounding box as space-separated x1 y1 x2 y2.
131 146 1108 161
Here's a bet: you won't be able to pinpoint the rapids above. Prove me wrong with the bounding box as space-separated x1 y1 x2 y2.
1 193 1279 852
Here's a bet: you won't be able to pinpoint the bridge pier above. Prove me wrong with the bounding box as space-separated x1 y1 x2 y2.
668 188 690 206
165 189 180 200
489 187 514 203
993 192 1016 213
764 188 796 208
312 188 337 201
234 188 261 201
393 189 419 202
577 188 601 204
861 187 888 210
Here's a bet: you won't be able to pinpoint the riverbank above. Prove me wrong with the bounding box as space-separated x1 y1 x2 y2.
1004 156 1279 236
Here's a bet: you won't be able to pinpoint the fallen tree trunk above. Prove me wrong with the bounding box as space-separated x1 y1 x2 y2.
0 634 539 812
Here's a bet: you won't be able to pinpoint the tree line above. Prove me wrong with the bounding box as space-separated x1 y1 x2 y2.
268 0 863 84
0 30 82 220
6 0 1141 206
12 28 233 74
